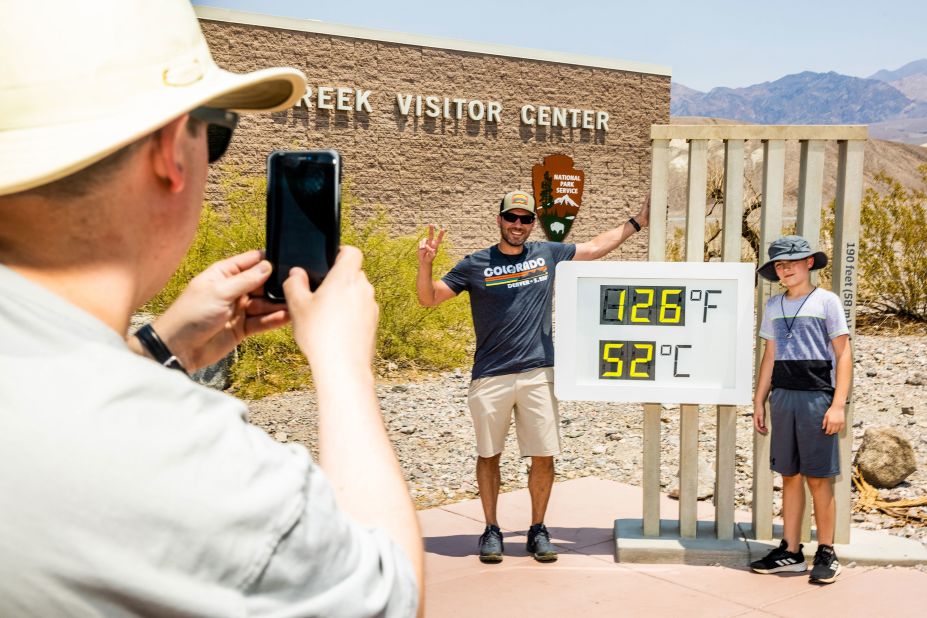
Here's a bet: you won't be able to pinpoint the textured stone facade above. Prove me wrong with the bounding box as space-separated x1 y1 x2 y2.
199 15 670 260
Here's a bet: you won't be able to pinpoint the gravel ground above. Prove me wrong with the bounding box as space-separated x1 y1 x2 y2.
247 333 927 548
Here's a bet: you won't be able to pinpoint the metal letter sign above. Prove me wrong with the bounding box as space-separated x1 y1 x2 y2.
554 261 754 405
532 154 584 242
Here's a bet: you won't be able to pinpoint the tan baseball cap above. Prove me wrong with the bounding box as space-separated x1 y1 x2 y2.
0 0 307 196
499 190 536 214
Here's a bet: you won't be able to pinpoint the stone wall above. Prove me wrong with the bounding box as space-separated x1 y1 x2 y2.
199 17 670 260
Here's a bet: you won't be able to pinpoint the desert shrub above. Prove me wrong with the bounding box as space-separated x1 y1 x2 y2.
145 171 472 398
822 165 927 320
339 192 473 370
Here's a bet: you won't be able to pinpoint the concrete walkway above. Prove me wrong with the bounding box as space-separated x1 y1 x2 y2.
419 477 927 617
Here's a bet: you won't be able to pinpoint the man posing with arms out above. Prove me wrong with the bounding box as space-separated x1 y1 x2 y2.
0 1 421 615
417 190 649 563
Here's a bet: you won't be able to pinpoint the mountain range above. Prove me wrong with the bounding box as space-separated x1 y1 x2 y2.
671 60 927 146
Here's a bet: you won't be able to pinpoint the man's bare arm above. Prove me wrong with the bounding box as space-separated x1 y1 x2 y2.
416 224 458 307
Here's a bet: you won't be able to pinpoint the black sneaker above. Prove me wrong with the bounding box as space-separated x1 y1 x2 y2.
478 525 504 563
526 523 558 562
809 544 841 584
750 539 807 574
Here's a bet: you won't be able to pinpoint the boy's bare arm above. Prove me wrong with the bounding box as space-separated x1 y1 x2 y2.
823 334 851 435
753 340 776 434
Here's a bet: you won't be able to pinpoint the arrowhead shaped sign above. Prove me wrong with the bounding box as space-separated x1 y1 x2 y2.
532 154 584 242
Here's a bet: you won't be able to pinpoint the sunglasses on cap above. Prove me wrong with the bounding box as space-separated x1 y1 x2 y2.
189 107 240 163
500 212 536 224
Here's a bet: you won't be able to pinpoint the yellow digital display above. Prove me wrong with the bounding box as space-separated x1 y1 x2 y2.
554 261 755 405
600 285 685 326
598 340 656 381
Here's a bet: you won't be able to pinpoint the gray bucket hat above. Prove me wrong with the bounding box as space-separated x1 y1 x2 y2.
757 235 828 281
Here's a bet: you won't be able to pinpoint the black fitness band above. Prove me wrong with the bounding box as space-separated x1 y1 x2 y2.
135 324 188 374
628 217 642 232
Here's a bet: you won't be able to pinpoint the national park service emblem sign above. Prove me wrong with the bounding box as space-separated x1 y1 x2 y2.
532 154 584 242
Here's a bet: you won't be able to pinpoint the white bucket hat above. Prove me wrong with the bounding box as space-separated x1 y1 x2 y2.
0 0 307 196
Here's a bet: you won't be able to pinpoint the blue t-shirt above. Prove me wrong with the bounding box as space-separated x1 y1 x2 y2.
442 241 576 379
758 287 849 391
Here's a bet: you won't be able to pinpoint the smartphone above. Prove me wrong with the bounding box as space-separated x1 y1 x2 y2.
265 149 341 301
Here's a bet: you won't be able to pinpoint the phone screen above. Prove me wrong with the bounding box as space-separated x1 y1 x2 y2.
265 150 341 300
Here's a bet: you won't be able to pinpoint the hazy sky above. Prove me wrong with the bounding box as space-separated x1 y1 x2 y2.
192 0 924 92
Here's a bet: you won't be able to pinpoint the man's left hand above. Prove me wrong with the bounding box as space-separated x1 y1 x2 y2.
135 250 289 371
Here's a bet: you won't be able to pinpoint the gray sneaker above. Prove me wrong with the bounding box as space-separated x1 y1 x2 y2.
478 525 504 563
527 523 558 562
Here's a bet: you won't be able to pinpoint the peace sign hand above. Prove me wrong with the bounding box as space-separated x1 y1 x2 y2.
418 224 446 266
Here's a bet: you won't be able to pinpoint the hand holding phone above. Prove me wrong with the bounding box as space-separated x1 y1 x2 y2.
265 149 341 301
283 246 378 375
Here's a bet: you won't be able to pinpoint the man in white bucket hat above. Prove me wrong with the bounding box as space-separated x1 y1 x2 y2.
0 2 421 616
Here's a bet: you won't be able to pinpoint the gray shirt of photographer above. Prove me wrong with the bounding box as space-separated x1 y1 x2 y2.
0 264 417 617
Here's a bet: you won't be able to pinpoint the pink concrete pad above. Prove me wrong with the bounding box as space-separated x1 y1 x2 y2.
425 553 756 617
571 539 621 564
419 508 598 582
761 566 927 616
419 507 493 585
440 476 731 549
419 478 923 616
624 563 869 609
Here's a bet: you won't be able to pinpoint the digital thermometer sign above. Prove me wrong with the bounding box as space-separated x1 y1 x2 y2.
554 261 754 404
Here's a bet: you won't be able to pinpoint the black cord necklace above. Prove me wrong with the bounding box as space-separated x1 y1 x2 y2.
781 287 817 339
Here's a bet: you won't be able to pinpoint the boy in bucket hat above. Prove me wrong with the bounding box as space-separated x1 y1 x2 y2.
751 235 851 584
0 1 421 616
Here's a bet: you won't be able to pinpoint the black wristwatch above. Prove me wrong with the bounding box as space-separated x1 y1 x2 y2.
135 324 188 374
628 217 642 232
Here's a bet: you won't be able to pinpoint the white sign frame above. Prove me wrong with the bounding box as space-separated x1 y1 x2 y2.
554 261 755 405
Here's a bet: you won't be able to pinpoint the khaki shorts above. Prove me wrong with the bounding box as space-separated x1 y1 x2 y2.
467 367 560 457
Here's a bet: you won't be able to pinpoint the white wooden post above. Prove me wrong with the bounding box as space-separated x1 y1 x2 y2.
685 140 708 261
679 404 699 538
643 138 670 536
715 138 745 540
752 139 785 540
677 139 708 538
832 140 864 544
797 140 825 239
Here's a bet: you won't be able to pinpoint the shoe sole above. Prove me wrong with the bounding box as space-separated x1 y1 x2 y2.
751 562 807 574
479 554 503 564
532 552 558 563
809 563 842 584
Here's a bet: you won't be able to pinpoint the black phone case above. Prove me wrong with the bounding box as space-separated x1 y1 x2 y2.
265 149 341 301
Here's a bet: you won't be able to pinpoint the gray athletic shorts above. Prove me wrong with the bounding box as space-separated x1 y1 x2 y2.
769 388 840 478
